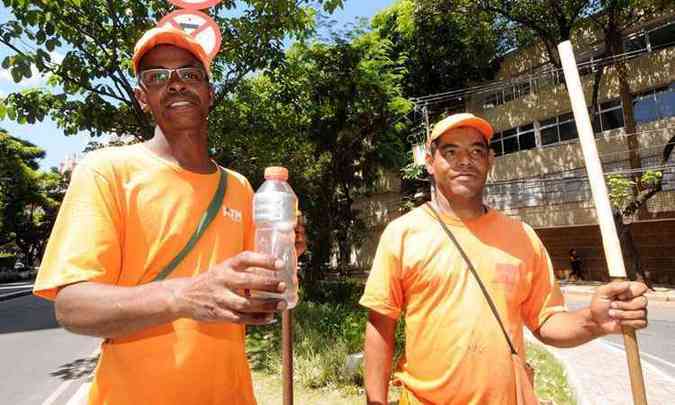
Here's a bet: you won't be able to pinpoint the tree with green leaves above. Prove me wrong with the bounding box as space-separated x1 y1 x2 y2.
373 0 501 98
0 129 65 267
211 28 413 279
0 0 343 139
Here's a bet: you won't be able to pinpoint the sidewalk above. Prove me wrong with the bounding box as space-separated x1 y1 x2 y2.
559 280 675 302
529 281 675 405
527 331 675 405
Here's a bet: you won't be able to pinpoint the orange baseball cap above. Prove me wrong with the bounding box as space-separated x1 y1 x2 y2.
132 26 211 76
428 113 494 147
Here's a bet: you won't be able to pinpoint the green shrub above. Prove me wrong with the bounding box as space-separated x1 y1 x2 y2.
300 279 364 305
248 279 574 403
0 252 17 270
247 279 372 390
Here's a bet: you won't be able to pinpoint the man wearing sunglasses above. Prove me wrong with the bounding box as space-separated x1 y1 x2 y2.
33 26 304 405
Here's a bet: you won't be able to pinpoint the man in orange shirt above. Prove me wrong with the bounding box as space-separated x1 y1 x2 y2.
33 27 305 405
360 113 649 404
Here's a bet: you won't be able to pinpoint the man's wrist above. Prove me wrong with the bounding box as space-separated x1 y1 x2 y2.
161 278 188 319
584 307 607 338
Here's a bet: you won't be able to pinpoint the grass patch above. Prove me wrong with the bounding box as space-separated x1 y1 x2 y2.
248 280 575 404
527 343 577 405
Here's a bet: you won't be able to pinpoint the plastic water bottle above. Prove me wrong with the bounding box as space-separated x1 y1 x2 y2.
253 166 299 308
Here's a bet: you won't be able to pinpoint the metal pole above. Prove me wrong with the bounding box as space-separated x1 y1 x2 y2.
282 309 293 405
558 40 648 405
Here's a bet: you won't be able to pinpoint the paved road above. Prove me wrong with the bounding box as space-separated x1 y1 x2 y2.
566 294 675 376
0 281 34 300
0 294 100 405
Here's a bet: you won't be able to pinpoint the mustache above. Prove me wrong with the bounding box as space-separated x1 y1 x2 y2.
452 169 480 177
162 91 200 106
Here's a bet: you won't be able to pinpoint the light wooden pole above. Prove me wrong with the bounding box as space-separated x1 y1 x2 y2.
282 309 293 405
558 40 648 405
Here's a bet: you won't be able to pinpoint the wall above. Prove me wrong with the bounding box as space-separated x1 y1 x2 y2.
536 219 675 284
475 47 674 131
486 118 675 227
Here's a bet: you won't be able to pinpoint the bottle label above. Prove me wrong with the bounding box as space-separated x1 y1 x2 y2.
254 191 297 223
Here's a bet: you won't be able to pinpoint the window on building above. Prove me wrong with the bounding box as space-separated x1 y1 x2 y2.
483 90 504 109
540 117 559 146
503 86 516 103
490 131 503 156
625 33 648 53
594 99 624 132
634 89 659 124
502 128 519 154
540 113 578 146
519 124 536 150
516 81 531 98
656 83 675 119
649 21 675 50
491 124 537 156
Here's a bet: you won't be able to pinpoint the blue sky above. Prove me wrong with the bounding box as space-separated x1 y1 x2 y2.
0 0 395 170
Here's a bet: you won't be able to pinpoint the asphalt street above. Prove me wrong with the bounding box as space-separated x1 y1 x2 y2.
0 281 34 300
0 287 672 404
0 293 100 405
566 294 675 377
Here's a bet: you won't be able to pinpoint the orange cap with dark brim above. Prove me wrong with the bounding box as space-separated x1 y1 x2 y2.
428 113 494 147
132 26 211 76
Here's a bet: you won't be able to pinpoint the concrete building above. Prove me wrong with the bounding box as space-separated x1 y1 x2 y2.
354 11 675 284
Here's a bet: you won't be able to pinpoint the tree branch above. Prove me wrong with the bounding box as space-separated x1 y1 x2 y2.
623 182 662 217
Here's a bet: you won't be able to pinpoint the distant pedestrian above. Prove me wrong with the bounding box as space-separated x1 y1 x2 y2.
569 248 584 281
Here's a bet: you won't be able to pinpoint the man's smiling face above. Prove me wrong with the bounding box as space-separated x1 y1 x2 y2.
134 45 213 133
426 126 494 201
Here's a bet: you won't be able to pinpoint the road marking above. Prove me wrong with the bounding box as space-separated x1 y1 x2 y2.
66 382 92 405
40 378 74 405
0 284 33 290
41 348 99 405
600 339 675 383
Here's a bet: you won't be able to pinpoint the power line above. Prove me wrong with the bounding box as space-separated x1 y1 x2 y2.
411 42 675 107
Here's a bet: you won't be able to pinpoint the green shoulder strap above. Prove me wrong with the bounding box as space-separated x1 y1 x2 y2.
152 168 228 282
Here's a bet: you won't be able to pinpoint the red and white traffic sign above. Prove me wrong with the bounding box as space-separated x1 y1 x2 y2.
159 10 222 60
168 0 221 10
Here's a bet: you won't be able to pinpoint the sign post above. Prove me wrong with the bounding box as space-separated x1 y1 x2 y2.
158 10 222 60
168 0 222 10
558 40 648 405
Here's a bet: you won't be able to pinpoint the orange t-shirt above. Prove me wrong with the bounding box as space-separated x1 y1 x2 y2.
360 205 565 405
34 144 257 405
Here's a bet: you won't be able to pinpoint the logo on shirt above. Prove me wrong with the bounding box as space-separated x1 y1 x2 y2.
493 263 519 292
223 207 242 222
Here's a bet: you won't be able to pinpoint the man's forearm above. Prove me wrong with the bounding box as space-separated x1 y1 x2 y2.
536 308 606 348
55 279 186 339
364 312 397 405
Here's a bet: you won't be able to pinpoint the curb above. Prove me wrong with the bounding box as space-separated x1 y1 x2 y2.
560 287 674 302
525 332 592 405
0 289 33 302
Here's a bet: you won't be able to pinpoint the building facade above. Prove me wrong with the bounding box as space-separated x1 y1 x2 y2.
354 11 675 284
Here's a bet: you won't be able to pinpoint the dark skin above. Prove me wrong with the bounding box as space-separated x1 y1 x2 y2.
134 45 215 174
55 45 306 338
363 126 648 404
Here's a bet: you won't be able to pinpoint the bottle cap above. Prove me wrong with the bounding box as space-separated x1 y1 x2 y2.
264 166 289 181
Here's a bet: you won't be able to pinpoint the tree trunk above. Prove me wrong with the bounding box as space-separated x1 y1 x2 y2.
613 211 651 286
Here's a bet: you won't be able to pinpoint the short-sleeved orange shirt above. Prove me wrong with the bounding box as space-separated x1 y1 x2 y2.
360 205 565 405
34 144 257 405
